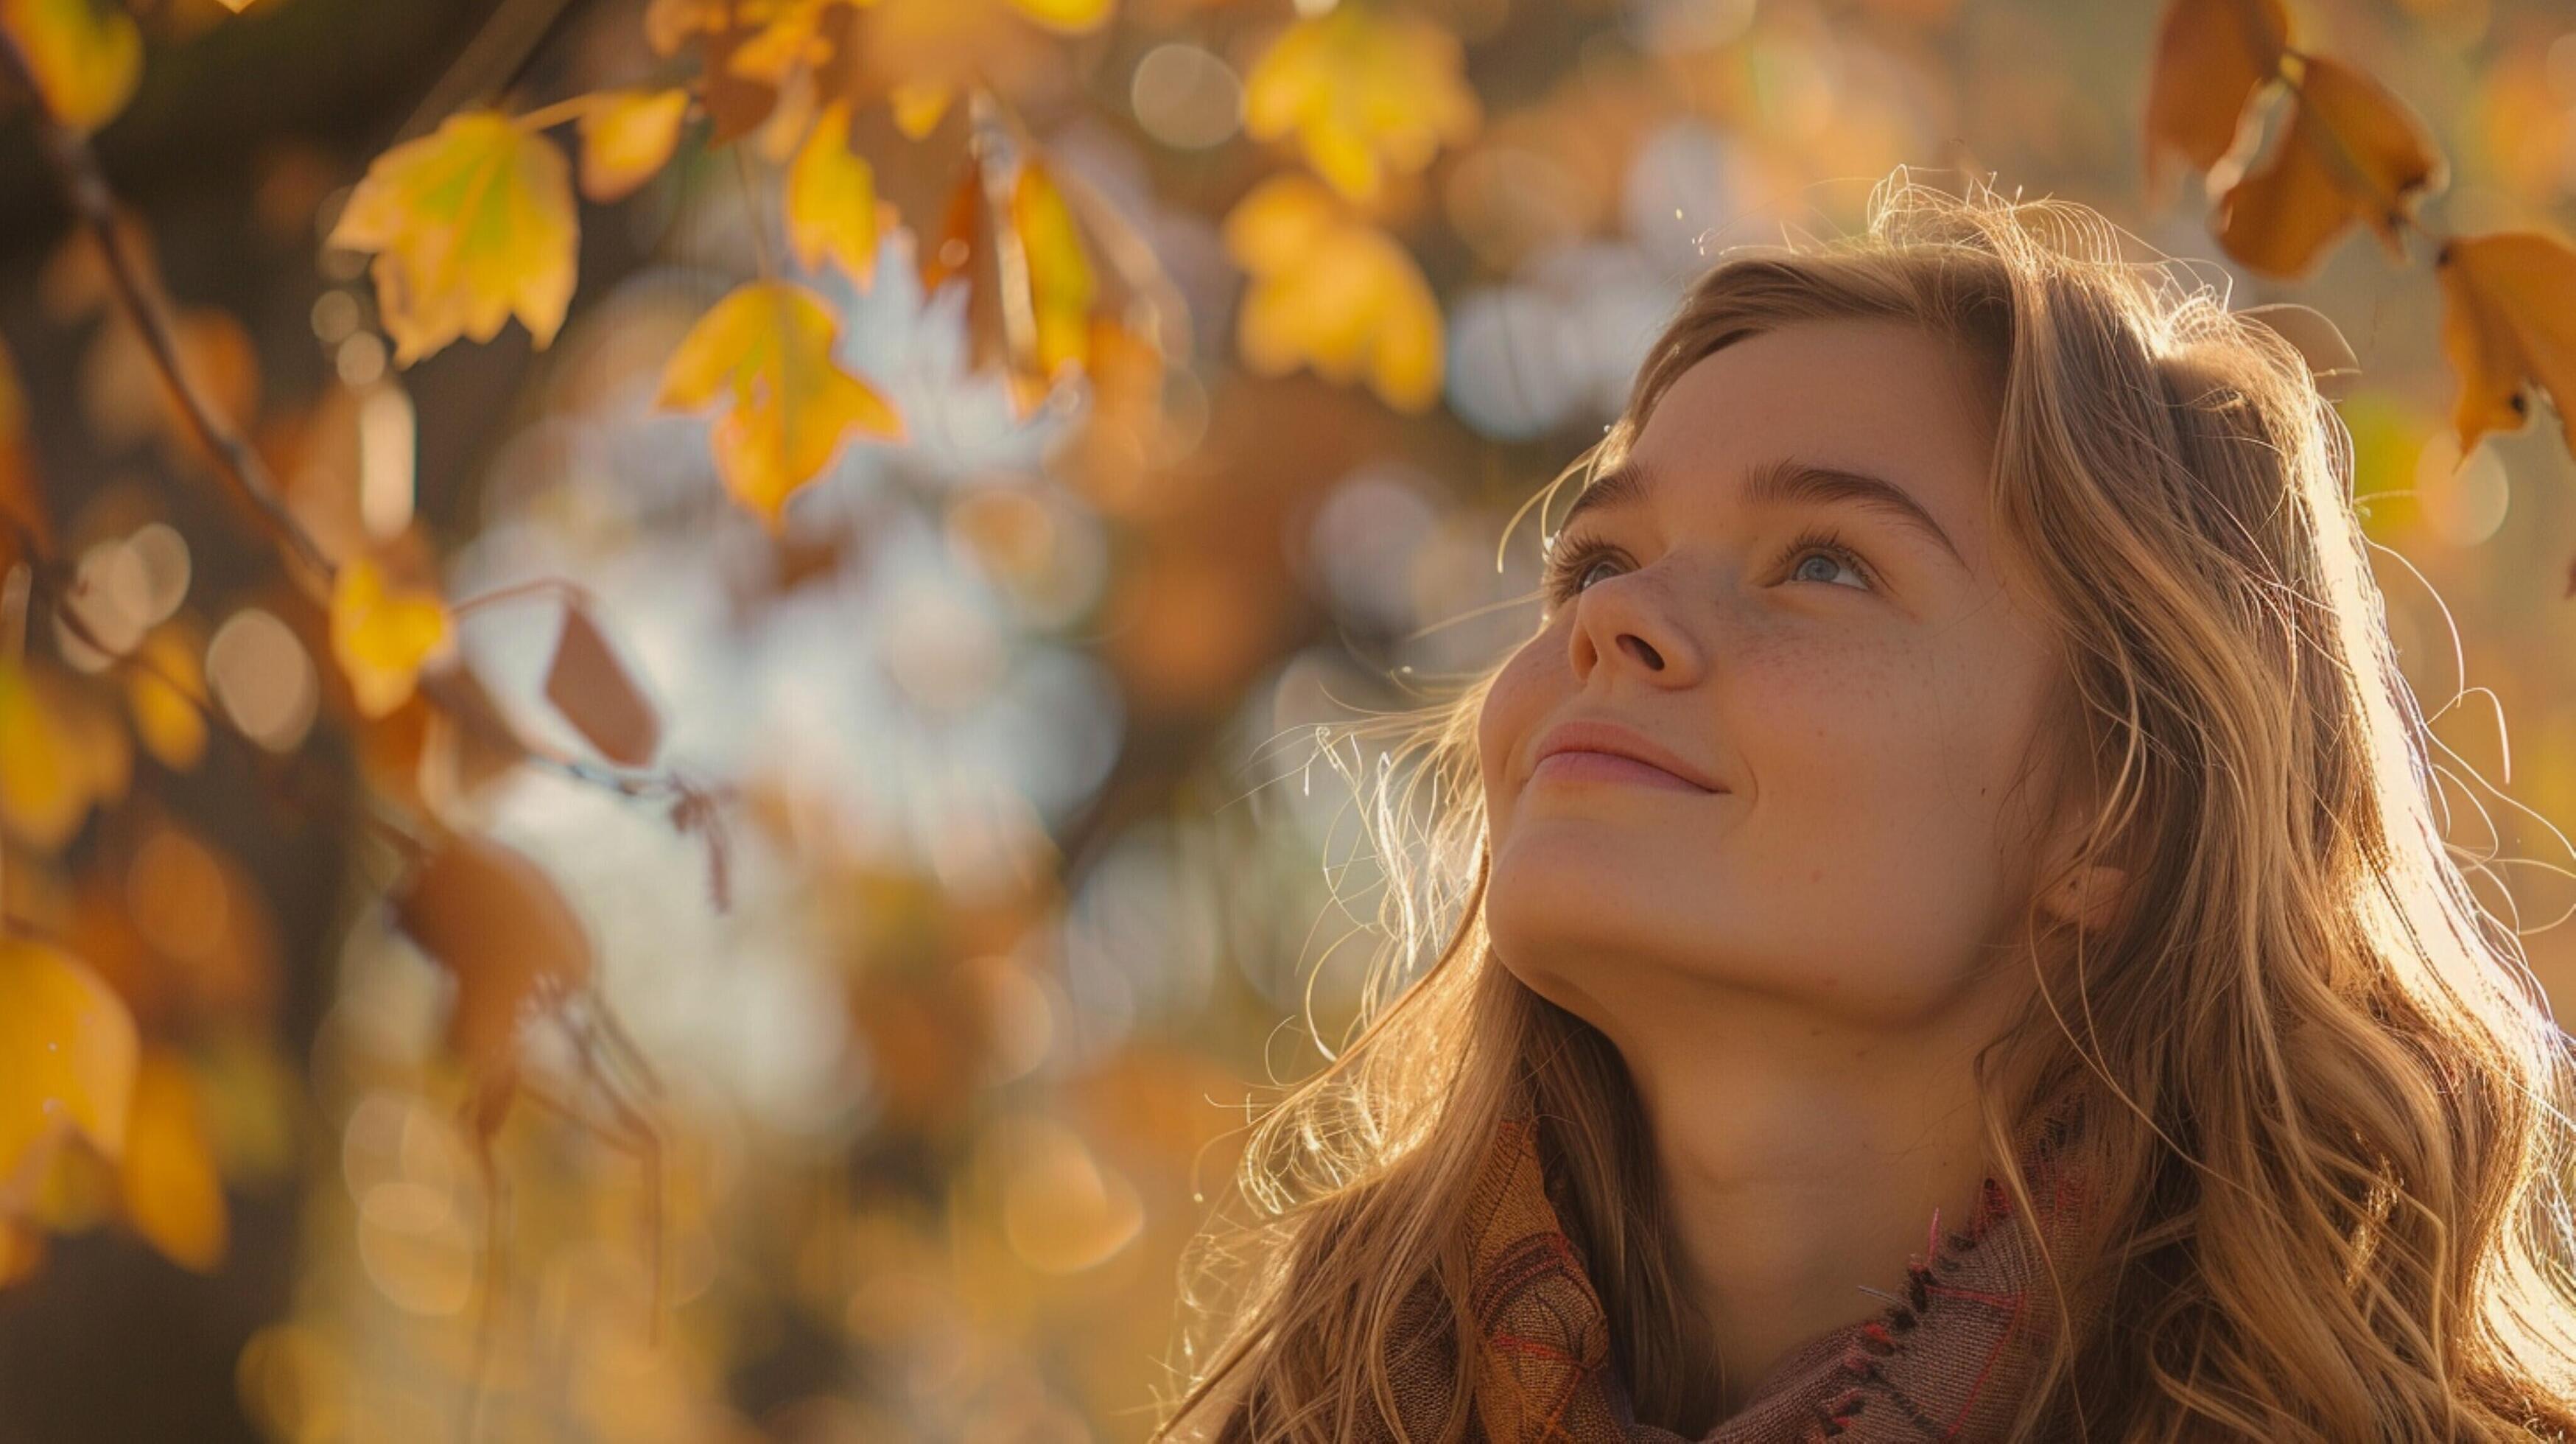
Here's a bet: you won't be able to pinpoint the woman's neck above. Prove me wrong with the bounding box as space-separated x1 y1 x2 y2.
1601 974 2025 1420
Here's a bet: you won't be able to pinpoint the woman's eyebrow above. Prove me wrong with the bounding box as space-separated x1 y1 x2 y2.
1554 455 1966 570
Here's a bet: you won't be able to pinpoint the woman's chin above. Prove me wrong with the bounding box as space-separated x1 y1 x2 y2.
1491 815 1715 889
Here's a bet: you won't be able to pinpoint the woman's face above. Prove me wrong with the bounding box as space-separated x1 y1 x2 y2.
1476 318 2074 1032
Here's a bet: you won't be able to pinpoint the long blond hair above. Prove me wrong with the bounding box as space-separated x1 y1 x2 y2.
1151 170 2576 1442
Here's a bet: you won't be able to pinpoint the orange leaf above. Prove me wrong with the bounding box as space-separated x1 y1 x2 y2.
119 1049 227 1272
2141 0 2289 206
391 833 594 1071
329 554 453 720
657 281 903 529
2435 231 2576 459
0 939 139 1200
918 158 985 298
544 601 663 768
785 102 884 285
577 88 692 203
1241 7 1481 205
327 111 580 365
0 0 141 131
2214 57 2444 281
919 151 1106 418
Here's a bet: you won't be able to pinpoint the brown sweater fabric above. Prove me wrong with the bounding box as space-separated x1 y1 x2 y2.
1350 1112 2099 1444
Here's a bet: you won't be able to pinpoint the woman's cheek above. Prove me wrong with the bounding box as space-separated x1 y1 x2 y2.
1475 640 1561 824
1730 643 1903 774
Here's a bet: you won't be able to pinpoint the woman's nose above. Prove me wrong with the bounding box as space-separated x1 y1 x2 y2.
1567 569 1702 685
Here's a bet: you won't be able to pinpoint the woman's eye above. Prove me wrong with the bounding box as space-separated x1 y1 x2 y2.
1780 530 1875 591
1791 550 1857 587
1542 530 1874 609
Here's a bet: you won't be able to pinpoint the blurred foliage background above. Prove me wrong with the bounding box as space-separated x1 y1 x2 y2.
1 0 2575 1440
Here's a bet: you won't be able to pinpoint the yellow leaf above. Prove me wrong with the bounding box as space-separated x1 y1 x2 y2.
576 88 691 203
657 281 904 528
1218 167 1340 276
2435 231 2576 460
1224 174 1442 413
0 0 142 131
127 619 209 771
2215 57 2445 281
2141 0 2289 206
1008 0 1113 32
327 112 580 365
1013 159 1098 383
888 82 951 139
786 102 882 285
329 555 452 720
119 1049 227 1272
1241 7 1481 204
0 939 139 1196
0 657 91 852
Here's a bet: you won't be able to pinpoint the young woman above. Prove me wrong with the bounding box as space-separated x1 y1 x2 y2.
1148 172 2576 1442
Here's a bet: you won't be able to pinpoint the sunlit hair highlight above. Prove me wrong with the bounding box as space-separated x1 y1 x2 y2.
1148 168 2576 1443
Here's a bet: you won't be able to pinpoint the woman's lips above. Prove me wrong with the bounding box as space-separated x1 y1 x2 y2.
1529 749 1713 793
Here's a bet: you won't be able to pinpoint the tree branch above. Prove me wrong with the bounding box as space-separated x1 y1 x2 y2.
27 122 340 585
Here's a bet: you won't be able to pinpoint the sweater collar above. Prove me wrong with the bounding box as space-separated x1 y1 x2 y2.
1396 1110 2096 1443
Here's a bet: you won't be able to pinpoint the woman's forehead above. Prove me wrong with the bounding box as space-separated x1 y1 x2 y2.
1637 322 1999 464
1610 324 2001 557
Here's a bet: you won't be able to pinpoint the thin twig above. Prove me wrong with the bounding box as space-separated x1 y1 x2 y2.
734 145 778 280
3 115 339 584
393 0 592 149
449 574 605 621
510 92 606 133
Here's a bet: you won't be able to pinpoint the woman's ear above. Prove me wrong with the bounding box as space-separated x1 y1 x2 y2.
2038 861 2130 935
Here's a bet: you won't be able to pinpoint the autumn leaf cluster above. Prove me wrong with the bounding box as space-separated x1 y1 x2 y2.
2146 0 2576 458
